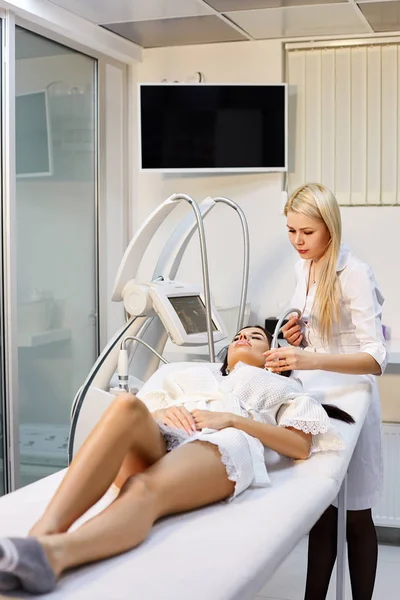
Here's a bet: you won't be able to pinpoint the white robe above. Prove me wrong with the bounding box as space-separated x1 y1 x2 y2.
137 361 344 499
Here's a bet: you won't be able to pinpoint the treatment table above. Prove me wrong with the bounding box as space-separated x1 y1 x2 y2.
0 372 372 600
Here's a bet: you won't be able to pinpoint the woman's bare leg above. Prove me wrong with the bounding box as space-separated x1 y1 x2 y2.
30 394 167 536
38 441 234 577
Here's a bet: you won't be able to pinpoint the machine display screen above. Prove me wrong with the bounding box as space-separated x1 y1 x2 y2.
169 295 217 335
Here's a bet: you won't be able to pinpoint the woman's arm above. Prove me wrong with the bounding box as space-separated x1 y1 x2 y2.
265 261 386 376
192 410 311 460
232 415 311 460
313 350 381 375
264 346 381 375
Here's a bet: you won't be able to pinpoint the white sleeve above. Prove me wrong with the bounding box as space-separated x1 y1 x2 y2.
341 262 387 374
276 394 332 435
276 395 345 455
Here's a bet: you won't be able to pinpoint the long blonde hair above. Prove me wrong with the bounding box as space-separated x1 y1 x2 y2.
284 183 342 346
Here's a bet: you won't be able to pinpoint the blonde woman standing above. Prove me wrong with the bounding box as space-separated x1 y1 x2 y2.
264 183 387 600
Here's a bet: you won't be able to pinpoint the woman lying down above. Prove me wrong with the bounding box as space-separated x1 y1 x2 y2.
0 325 354 595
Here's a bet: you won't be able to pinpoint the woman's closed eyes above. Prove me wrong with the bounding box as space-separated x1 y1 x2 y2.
233 334 265 342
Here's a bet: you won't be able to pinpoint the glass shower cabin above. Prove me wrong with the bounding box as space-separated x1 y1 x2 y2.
0 23 98 494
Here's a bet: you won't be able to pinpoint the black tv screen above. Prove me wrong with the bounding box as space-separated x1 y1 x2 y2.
139 84 287 172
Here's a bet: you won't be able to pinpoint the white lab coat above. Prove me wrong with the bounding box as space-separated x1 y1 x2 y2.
289 244 387 510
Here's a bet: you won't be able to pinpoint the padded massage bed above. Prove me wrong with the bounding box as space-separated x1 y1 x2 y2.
0 371 372 600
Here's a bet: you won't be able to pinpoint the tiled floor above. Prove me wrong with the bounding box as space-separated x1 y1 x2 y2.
253 536 400 599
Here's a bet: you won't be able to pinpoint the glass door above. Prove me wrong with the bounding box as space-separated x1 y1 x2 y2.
15 28 98 487
0 19 5 495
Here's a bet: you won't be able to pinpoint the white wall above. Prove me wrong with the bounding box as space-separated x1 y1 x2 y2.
132 41 297 326
132 40 399 344
341 207 400 341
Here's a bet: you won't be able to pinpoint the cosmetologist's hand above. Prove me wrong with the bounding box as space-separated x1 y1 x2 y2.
263 346 317 372
281 315 303 346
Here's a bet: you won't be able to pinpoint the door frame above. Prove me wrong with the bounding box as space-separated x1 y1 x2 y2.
1 9 19 493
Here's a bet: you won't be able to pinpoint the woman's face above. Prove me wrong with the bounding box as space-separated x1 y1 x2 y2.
286 211 331 261
227 327 270 371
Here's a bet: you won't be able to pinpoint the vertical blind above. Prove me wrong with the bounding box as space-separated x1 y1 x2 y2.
286 42 400 206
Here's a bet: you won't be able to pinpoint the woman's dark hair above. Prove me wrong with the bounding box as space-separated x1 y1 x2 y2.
322 404 354 424
220 324 355 425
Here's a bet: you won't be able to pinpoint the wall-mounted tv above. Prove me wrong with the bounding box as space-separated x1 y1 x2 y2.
139 83 287 173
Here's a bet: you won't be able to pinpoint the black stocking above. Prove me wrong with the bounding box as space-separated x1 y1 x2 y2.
304 506 378 600
347 509 378 600
304 505 338 600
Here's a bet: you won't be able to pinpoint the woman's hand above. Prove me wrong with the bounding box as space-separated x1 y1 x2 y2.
153 406 197 434
192 410 234 431
281 316 303 347
263 346 317 373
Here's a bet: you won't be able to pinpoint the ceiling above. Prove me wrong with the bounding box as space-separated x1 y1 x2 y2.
48 0 400 47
